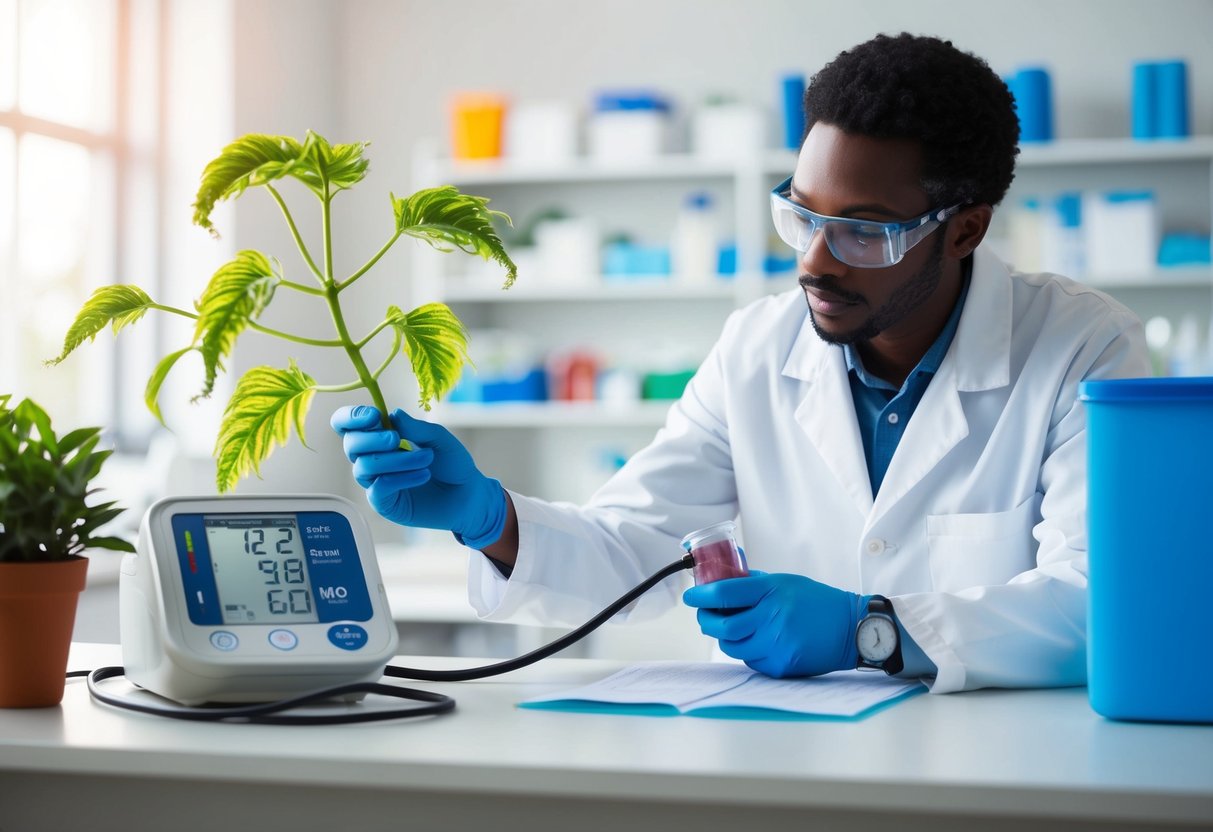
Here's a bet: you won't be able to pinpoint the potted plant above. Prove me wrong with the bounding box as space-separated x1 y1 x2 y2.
0 395 135 707
49 131 516 492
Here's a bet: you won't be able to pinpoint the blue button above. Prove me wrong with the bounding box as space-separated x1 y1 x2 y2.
327 624 368 651
210 631 239 651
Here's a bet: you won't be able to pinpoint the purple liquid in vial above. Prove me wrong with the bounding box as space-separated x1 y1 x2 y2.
683 521 748 589
687 535 749 586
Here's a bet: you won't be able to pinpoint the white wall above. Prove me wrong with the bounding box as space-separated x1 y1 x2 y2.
219 0 1213 503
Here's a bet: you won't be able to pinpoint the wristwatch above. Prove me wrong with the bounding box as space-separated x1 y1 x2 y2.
855 595 904 675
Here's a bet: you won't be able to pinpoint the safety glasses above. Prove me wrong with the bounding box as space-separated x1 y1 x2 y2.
770 176 963 269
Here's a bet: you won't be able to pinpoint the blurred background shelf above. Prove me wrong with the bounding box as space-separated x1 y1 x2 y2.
430 400 675 429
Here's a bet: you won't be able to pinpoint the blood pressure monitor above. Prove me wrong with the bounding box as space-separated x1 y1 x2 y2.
122 495 398 705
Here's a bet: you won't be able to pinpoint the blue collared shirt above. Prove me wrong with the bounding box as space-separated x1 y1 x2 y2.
844 266 971 496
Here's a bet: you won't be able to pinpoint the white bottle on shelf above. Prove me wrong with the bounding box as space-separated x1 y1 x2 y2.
672 191 718 286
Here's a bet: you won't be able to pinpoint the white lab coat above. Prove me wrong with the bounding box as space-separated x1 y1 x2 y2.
467 247 1150 692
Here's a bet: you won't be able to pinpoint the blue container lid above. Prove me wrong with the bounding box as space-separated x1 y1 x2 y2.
1080 377 1213 402
593 91 671 112
1104 190 1155 204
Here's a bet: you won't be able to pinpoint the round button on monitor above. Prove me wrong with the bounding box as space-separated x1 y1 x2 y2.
210 631 239 651
328 624 369 651
268 629 299 651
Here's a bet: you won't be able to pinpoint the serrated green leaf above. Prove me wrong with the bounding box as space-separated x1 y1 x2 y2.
192 134 306 235
191 251 281 401
294 130 369 195
145 347 196 425
392 186 517 289
213 361 316 493
192 132 370 236
385 303 471 411
47 285 155 365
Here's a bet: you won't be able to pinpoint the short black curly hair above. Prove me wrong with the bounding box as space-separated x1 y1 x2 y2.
803 33 1019 208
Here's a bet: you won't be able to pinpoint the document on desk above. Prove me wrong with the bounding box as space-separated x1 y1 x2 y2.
519 662 927 721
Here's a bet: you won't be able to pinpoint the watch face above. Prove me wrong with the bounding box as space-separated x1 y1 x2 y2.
857 614 898 662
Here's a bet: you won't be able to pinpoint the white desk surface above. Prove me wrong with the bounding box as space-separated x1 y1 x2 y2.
0 643 1210 832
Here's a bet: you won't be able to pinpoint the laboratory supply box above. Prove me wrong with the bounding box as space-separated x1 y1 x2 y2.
1006 67 1053 143
450 93 507 160
587 91 671 163
1081 376 1213 724
780 73 806 150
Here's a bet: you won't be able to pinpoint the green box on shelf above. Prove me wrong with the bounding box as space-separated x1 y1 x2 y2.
642 370 695 400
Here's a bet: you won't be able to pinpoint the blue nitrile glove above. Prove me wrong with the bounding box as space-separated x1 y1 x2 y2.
330 405 508 550
682 571 871 678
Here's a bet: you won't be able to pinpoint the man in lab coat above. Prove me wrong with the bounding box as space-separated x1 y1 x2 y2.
333 33 1149 692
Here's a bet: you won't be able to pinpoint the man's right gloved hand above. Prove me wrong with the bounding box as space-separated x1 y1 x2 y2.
330 405 508 550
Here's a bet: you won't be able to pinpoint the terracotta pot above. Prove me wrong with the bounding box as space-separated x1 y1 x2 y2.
0 557 89 707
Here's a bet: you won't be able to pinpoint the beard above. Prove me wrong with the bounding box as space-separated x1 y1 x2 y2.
802 232 946 346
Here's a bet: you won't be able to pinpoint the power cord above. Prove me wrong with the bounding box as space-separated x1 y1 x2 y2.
74 666 454 724
73 553 695 725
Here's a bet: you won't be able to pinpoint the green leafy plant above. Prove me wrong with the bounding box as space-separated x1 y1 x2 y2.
49 131 516 492
0 394 136 562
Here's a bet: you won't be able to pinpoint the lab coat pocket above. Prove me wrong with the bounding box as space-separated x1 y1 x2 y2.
926 495 1040 593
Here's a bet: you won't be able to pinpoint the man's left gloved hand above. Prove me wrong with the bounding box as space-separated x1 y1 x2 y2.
682 572 871 678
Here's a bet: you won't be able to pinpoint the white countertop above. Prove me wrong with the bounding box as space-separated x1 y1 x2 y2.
0 643 1210 831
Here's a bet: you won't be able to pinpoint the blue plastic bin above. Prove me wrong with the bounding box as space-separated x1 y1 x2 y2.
1080 377 1213 723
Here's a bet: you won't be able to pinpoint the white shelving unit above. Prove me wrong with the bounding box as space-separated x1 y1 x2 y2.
429 400 675 429
410 137 1213 500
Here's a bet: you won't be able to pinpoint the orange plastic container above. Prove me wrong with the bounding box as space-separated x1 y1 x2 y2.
451 93 507 160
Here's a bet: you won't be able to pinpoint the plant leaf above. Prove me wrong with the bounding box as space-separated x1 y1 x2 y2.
47 285 155 365
385 303 471 411
145 347 196 425
392 186 517 289
55 427 100 458
192 134 306 235
192 132 371 236
292 130 370 195
191 251 281 401
82 536 137 553
213 361 316 493
14 399 56 455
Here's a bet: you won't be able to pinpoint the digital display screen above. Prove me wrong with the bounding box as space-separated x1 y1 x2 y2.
204 515 317 624
172 510 374 627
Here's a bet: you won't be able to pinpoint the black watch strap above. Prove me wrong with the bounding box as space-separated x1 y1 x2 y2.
858 595 904 675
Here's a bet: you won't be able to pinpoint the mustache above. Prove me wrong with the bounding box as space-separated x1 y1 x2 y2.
798 274 865 304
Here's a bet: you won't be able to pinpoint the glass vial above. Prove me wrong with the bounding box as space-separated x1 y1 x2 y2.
681 521 749 585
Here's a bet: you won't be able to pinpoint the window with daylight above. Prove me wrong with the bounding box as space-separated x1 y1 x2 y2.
0 0 166 446
3 0 235 464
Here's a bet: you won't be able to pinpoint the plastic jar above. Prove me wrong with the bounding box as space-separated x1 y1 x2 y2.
681 521 748 585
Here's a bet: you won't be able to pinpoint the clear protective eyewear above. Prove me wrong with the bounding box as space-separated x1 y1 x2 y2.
770 176 963 269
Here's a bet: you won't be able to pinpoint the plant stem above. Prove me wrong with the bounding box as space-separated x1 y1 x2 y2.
149 303 198 320
319 174 391 427
357 318 394 348
280 279 326 296
267 184 325 284
338 230 401 292
150 303 341 347
313 379 369 394
248 322 343 347
321 178 335 287
372 327 403 380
